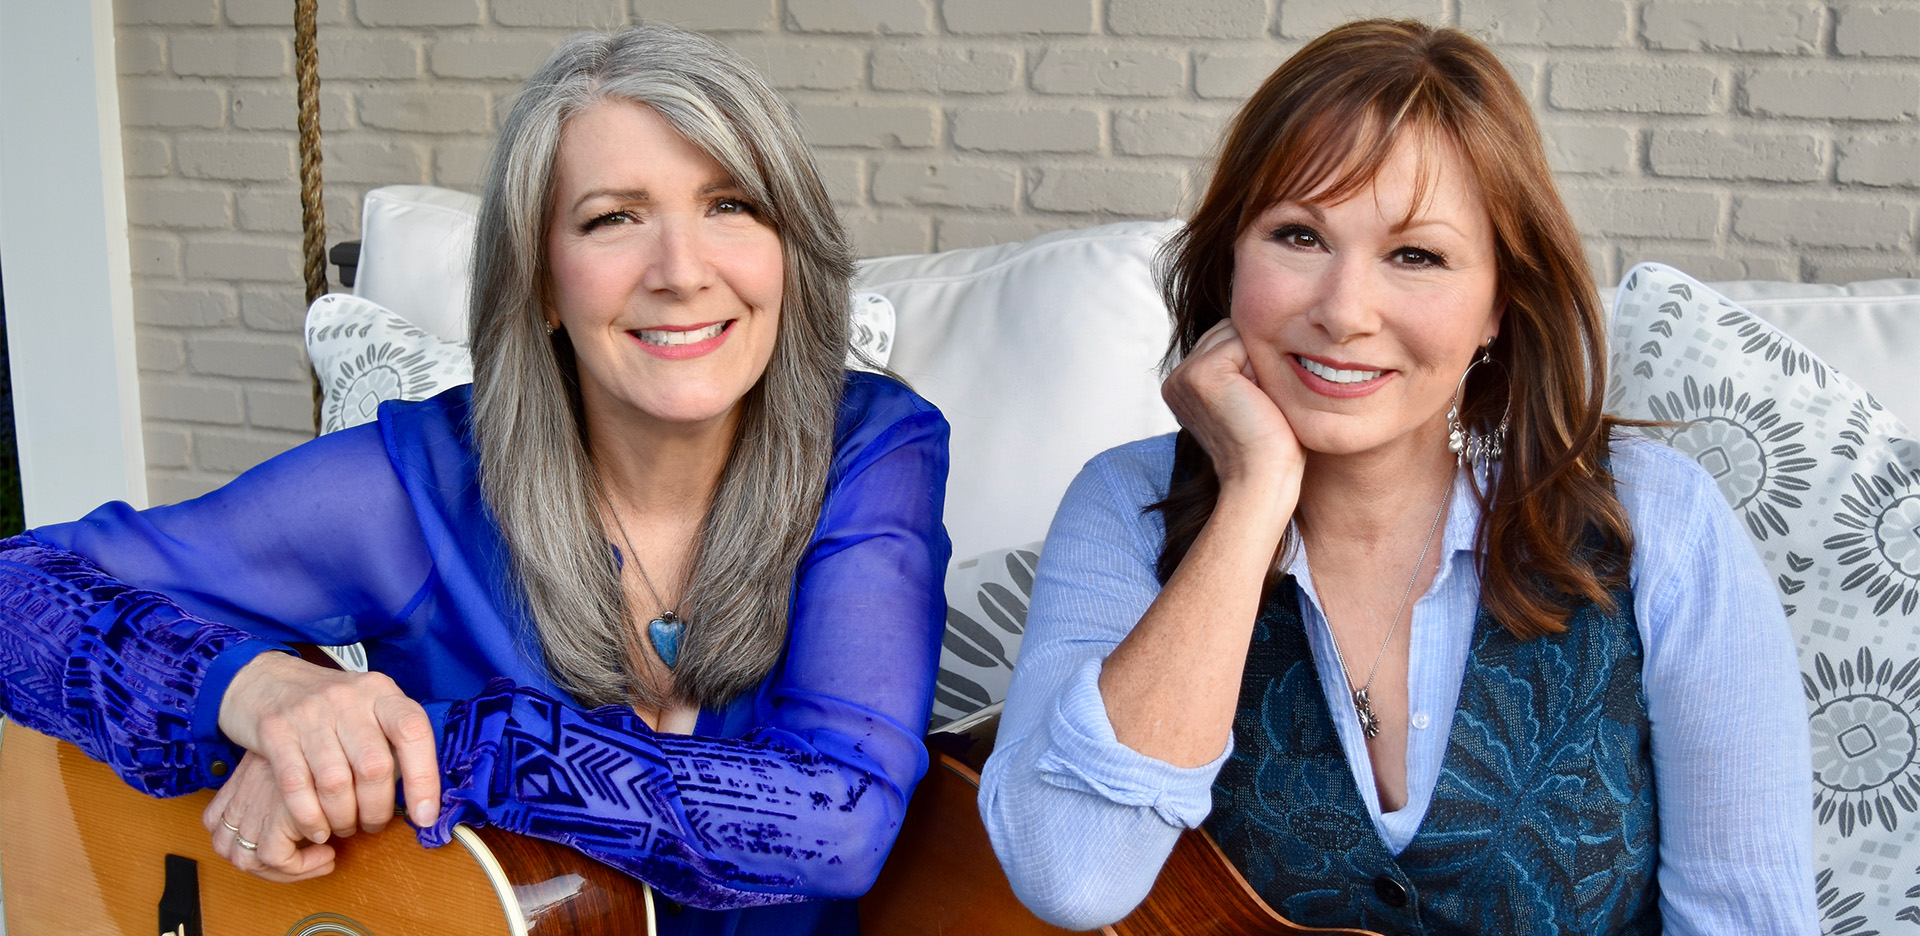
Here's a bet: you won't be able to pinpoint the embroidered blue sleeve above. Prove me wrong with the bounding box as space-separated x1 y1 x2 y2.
424 681 902 910
0 537 285 795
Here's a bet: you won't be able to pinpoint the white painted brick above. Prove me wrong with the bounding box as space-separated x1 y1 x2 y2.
122 85 225 129
195 430 305 474
118 32 166 75
358 89 492 134
131 234 182 277
1563 186 1723 240
231 88 353 133
1642 2 1821 54
139 334 189 373
1113 0 1265 38
323 37 422 80
176 137 295 182
1745 69 1920 121
125 136 173 177
951 107 1099 153
872 162 1018 209
144 428 192 470
1541 124 1634 175
321 139 429 185
1838 137 1920 187
246 386 319 433
638 0 778 31
1030 166 1183 214
188 336 310 381
1115 109 1226 158
434 140 496 190
1648 129 1823 182
1460 0 1630 48
871 46 1018 94
357 0 485 27
119 0 218 26
1837 7 1920 59
1585 242 1617 284
1734 196 1911 249
843 213 932 255
1806 255 1920 282
171 35 290 78
1279 0 1445 39
935 215 1068 250
129 186 232 230
787 0 930 35
184 236 303 282
226 0 346 25
795 102 937 148
1501 56 1539 101
1549 63 1721 115
134 285 239 327
727 38 867 91
941 0 1093 34
493 0 626 28
1195 51 1283 100
240 285 311 331
813 154 865 204
1619 249 1796 282
234 189 359 236
1031 48 1183 97
143 379 244 425
429 38 551 80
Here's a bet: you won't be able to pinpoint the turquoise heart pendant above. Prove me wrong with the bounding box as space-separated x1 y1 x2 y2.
648 612 685 669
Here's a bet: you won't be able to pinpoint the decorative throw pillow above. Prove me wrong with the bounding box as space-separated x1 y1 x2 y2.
306 294 474 434
1608 262 1920 931
931 542 1042 730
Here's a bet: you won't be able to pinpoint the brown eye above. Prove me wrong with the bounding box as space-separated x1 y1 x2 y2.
1273 225 1321 249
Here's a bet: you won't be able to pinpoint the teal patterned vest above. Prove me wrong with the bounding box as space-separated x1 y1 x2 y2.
1205 577 1660 935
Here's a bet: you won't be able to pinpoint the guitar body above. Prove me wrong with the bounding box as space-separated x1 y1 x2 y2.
860 749 1382 936
0 721 653 936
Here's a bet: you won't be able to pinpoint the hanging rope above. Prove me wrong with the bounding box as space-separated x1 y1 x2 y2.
295 0 326 431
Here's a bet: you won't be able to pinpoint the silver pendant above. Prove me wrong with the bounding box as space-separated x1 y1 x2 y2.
1353 687 1381 739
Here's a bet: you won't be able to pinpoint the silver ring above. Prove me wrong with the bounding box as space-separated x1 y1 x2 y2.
222 817 258 851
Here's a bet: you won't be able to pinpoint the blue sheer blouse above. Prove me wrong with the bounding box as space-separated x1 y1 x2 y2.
0 371 951 935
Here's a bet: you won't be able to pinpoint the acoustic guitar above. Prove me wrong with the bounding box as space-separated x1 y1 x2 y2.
0 718 656 936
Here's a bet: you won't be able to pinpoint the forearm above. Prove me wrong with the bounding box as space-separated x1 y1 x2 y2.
0 536 282 795
1098 481 1289 766
422 681 921 910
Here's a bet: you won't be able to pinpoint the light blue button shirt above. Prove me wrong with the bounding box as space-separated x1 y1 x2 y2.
979 433 1818 934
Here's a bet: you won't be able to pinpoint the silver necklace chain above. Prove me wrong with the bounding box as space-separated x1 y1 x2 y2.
601 493 679 625
1321 461 1458 740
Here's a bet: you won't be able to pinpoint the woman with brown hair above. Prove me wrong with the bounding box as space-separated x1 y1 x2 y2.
979 19 1816 934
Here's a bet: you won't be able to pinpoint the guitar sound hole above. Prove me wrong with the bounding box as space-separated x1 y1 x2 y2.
285 912 375 936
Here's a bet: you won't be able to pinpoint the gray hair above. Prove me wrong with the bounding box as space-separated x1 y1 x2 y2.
467 24 854 710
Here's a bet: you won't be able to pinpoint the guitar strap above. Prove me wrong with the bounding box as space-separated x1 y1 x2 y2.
1204 576 1661 935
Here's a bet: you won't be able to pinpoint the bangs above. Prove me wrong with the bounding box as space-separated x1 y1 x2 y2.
1243 85 1454 235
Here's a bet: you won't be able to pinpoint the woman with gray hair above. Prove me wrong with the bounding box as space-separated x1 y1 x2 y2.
0 23 948 934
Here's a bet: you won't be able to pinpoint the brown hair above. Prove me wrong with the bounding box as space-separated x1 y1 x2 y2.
1154 19 1631 639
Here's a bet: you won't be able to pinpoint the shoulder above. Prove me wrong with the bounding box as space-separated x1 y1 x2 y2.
1609 433 1727 542
1075 433 1177 507
1048 433 1176 549
370 384 483 492
834 371 949 458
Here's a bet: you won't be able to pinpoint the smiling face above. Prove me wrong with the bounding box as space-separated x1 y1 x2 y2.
544 99 784 438
1230 130 1503 462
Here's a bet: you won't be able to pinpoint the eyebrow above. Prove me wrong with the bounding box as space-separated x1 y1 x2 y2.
569 181 744 214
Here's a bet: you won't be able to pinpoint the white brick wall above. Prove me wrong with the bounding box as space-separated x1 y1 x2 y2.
113 0 1920 498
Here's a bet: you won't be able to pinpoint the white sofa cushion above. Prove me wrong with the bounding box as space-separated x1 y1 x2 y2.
1709 279 1920 433
354 185 480 345
857 221 1181 560
1608 262 1920 932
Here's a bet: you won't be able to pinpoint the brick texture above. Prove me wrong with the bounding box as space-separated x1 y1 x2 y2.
113 1 1920 495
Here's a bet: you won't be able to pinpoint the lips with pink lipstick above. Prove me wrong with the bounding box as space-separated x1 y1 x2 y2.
1290 353 1393 398
630 319 734 360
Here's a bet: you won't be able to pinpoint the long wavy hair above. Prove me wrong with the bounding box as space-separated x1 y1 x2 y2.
1155 19 1631 638
467 25 855 709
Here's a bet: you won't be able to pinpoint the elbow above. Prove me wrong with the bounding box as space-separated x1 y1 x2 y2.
979 788 1154 930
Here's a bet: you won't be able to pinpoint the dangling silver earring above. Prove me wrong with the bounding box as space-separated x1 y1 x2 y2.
545 321 559 336
1447 344 1510 469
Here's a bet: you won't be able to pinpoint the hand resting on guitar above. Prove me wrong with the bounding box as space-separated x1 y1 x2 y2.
201 749 339 883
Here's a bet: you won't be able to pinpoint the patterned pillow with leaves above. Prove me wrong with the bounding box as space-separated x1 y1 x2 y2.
1607 262 1920 932
932 542 1042 730
306 293 472 434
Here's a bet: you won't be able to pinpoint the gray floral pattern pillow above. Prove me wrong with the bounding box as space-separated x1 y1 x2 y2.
932 542 1041 730
1608 262 1920 933
306 293 472 434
